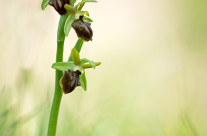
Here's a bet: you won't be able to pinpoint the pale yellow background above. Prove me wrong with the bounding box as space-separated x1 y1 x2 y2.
0 0 206 135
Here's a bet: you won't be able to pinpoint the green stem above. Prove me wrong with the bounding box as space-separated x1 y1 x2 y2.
47 14 69 136
68 39 84 61
47 13 83 136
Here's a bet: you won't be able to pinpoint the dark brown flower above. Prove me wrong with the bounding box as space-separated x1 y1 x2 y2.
72 16 93 41
60 70 81 94
49 0 70 15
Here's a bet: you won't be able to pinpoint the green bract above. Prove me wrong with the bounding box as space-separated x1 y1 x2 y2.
52 48 101 91
41 0 50 10
80 73 87 90
64 14 75 36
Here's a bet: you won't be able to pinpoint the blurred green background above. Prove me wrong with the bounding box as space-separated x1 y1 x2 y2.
0 0 207 135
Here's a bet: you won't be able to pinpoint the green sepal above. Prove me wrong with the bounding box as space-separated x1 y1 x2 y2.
41 0 50 10
52 61 75 71
76 11 89 16
79 72 87 91
83 62 101 69
71 48 81 65
64 4 76 14
80 58 96 69
71 0 77 6
64 14 75 36
74 0 97 9
83 16 93 22
80 58 89 64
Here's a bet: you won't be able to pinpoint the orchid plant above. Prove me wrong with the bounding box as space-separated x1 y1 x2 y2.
41 0 100 135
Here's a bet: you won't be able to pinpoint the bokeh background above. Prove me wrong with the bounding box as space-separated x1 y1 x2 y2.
0 0 207 135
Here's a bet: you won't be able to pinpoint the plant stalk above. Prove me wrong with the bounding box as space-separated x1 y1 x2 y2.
47 14 84 136
47 14 68 136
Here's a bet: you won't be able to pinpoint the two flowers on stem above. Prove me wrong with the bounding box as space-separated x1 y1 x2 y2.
41 0 101 94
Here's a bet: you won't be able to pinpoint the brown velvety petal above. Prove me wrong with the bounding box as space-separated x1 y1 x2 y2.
61 70 81 94
49 0 70 15
72 16 93 41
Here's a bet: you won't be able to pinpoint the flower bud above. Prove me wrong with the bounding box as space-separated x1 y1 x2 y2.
72 16 93 41
49 0 70 15
60 70 81 94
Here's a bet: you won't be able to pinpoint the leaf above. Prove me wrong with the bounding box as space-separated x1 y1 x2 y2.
74 0 97 9
41 0 50 10
71 48 81 65
64 14 75 36
52 62 75 71
79 73 87 91
83 16 93 22
83 62 101 69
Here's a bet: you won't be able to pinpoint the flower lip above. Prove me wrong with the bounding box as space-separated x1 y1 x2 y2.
61 70 81 94
72 16 93 41
49 0 70 15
